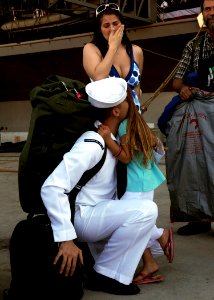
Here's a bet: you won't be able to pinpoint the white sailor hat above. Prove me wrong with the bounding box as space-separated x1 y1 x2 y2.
85 77 127 108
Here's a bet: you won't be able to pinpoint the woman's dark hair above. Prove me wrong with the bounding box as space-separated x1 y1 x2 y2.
91 7 132 57
200 0 204 11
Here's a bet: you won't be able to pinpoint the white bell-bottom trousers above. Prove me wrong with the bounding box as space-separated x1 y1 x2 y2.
120 191 164 257
74 198 158 285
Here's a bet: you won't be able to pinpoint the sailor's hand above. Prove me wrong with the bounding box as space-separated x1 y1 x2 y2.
53 240 83 276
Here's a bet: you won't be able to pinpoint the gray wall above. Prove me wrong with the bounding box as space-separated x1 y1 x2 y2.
0 91 176 132
141 91 176 125
0 101 32 132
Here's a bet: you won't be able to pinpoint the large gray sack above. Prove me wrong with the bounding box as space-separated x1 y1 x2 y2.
165 89 214 222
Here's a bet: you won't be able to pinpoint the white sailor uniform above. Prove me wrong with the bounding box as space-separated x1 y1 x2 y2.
41 129 158 285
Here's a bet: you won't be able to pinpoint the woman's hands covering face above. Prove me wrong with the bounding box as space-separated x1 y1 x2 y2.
108 24 124 51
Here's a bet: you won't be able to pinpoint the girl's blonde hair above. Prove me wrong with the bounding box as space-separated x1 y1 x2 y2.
125 87 155 167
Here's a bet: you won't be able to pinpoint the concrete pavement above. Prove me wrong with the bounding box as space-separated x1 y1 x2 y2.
0 153 214 300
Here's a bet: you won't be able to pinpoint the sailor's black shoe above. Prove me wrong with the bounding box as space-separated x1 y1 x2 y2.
84 271 140 295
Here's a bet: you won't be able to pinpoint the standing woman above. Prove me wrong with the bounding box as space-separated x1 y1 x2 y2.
83 3 143 112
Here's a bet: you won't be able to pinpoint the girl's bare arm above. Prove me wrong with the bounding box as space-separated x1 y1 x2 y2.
98 124 131 164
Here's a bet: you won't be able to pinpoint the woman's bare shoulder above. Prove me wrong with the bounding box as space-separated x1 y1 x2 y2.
132 44 144 66
83 42 96 50
83 43 101 55
132 44 143 55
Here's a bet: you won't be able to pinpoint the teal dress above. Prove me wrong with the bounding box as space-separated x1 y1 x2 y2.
118 119 165 192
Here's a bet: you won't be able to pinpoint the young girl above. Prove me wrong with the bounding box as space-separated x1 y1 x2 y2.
98 87 174 284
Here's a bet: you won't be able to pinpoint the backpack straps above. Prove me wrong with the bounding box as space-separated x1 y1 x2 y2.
74 143 107 191
68 143 107 220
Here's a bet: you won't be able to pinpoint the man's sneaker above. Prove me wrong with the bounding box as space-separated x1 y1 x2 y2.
177 222 211 235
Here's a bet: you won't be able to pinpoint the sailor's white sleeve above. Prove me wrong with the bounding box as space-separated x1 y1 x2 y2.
41 135 104 242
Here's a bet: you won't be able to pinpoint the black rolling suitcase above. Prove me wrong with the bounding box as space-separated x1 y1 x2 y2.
5 215 84 300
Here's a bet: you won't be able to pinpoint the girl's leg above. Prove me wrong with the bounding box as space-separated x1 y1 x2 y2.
136 190 170 259
133 248 159 282
158 228 174 262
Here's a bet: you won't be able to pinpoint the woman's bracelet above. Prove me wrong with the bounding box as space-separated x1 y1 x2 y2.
114 146 122 158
